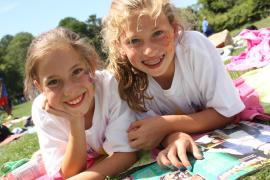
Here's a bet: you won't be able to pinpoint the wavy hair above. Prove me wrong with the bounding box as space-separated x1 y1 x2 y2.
102 0 185 112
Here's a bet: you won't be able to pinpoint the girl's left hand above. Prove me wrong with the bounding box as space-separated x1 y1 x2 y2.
42 98 85 124
127 116 169 150
157 132 203 169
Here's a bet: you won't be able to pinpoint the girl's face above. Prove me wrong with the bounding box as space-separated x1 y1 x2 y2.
35 45 95 116
119 11 178 80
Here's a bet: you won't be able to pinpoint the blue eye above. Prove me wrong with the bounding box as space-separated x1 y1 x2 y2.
153 30 164 38
129 38 141 45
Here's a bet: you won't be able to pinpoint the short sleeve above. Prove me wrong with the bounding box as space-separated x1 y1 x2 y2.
188 32 245 117
32 94 69 177
102 76 137 154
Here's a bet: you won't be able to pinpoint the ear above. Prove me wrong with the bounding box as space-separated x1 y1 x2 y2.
33 80 43 93
172 23 179 40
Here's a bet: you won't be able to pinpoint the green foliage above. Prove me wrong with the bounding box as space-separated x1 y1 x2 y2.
198 0 270 32
2 33 33 97
58 15 106 60
58 17 88 37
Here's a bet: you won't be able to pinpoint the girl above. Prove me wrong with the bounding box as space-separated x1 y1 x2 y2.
24 27 137 179
102 0 245 168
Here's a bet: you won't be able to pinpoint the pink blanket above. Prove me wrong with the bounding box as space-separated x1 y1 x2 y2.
227 28 270 71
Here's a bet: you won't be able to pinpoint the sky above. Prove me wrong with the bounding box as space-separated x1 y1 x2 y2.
0 0 197 39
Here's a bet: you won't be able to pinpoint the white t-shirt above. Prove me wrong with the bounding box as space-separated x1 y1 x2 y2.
32 70 136 176
137 31 244 119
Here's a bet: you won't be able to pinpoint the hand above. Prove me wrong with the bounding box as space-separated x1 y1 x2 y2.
157 132 203 169
127 116 168 150
42 98 84 124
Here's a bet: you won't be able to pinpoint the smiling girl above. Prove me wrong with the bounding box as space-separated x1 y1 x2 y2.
24 27 137 179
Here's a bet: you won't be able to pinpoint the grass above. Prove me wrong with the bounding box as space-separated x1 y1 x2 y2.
0 101 39 176
0 133 39 176
0 16 270 178
230 16 270 36
11 101 32 118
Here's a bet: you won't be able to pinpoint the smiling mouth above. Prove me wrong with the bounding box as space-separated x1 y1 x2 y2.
142 54 165 67
65 93 85 106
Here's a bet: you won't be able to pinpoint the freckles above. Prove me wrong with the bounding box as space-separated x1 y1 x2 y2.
161 34 173 48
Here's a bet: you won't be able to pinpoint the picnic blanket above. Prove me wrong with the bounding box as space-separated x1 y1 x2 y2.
227 28 270 71
234 64 270 121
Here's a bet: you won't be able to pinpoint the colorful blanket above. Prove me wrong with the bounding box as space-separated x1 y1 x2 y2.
227 28 270 71
234 64 270 121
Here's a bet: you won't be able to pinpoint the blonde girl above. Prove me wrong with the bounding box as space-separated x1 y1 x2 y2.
24 27 137 179
102 0 244 169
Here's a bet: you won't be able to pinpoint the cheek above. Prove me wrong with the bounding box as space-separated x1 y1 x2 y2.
125 48 139 63
44 90 59 107
158 34 175 52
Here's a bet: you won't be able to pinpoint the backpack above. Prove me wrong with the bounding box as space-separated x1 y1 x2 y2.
0 124 12 142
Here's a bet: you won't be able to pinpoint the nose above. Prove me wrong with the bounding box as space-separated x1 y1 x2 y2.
143 42 158 57
63 80 75 97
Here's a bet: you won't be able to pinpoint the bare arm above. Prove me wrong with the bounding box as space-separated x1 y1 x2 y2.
68 152 137 180
61 120 87 179
43 100 87 179
162 108 234 134
128 108 234 149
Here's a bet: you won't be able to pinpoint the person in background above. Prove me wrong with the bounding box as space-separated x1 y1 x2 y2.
202 16 212 37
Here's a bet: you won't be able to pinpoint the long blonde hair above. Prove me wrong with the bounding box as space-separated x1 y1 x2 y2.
24 27 100 100
102 0 184 112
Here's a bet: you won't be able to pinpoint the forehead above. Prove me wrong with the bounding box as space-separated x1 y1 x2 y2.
36 45 83 79
122 11 169 35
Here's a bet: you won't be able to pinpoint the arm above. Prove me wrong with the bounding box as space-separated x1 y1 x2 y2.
61 120 87 179
43 100 87 178
68 152 137 180
161 108 234 133
128 108 234 149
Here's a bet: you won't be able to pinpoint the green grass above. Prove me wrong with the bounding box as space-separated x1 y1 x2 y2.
230 16 270 36
1 16 270 176
0 133 39 176
12 101 32 118
0 101 39 177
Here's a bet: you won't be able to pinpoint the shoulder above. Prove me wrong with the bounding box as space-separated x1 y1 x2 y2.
180 31 213 49
95 70 116 84
176 31 219 61
32 94 45 112
95 70 118 103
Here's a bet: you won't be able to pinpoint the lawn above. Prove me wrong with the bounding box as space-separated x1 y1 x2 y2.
230 16 270 36
0 16 270 179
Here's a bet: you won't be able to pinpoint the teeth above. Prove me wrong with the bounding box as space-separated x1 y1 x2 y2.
143 55 164 65
66 94 83 105
143 59 161 65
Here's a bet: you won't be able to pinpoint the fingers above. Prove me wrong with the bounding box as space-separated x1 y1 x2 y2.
127 121 141 132
176 142 191 167
157 150 171 167
167 145 183 168
190 141 203 160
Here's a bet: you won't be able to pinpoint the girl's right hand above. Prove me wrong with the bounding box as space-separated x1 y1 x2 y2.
156 132 203 169
42 98 84 124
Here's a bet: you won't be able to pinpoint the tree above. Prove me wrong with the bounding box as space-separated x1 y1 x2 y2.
198 0 270 32
58 17 88 37
2 32 33 97
0 35 13 74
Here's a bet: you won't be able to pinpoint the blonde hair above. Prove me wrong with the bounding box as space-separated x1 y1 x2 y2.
24 27 100 100
102 0 184 112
